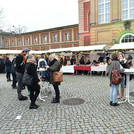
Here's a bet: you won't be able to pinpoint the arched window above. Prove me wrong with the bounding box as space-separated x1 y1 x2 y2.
120 33 134 44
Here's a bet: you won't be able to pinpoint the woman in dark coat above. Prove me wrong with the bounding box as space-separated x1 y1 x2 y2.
5 57 12 82
26 54 41 109
46 54 62 103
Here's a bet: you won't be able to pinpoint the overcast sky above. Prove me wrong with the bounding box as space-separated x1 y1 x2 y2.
1 0 78 32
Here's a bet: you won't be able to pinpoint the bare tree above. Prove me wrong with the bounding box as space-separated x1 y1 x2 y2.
6 25 27 34
12 25 27 34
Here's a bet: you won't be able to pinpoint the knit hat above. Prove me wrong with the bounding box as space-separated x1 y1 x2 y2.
22 48 30 52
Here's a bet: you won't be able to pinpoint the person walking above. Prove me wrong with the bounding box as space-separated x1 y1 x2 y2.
11 55 17 89
46 54 62 103
108 53 124 106
26 54 41 109
5 57 12 82
16 48 30 100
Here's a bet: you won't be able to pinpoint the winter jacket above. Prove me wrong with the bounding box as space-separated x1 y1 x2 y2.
16 54 25 74
26 62 40 91
5 60 12 73
48 60 61 85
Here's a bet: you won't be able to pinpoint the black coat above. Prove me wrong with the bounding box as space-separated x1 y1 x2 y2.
16 54 25 74
5 60 12 73
26 62 40 91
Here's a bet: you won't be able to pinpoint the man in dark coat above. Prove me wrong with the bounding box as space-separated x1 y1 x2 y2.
0 56 5 73
16 48 30 100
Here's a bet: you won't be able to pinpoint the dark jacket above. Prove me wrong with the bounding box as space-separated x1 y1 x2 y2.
5 60 12 73
26 62 40 90
0 59 5 73
11 58 16 73
16 54 25 74
48 60 61 85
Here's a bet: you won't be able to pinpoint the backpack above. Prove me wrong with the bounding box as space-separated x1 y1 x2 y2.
111 62 122 85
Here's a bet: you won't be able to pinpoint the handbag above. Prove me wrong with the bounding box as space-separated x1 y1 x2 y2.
111 62 122 85
53 71 63 82
22 70 33 86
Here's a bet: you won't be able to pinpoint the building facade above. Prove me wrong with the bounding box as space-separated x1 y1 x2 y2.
88 0 134 47
2 0 134 50
3 24 79 50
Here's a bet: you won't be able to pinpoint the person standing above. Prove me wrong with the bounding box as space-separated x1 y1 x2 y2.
117 54 127 100
108 53 124 106
0 56 5 73
11 55 17 89
26 54 41 109
16 48 30 100
46 54 62 103
5 57 12 82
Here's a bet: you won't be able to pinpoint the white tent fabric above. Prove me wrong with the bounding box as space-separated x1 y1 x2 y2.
0 45 107 54
71 45 107 52
47 45 107 53
110 43 134 50
0 50 48 54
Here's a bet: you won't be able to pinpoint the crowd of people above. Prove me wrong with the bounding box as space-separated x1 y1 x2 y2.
0 49 133 108
0 48 63 109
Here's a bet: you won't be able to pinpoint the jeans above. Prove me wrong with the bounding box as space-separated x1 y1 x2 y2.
53 84 60 100
29 88 40 105
120 75 125 88
16 72 24 97
110 84 119 103
6 72 11 80
12 72 17 87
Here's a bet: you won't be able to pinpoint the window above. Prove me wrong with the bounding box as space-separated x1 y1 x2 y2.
53 34 57 42
120 33 134 43
43 36 47 43
99 0 110 24
34 37 38 44
65 33 69 41
5 41 8 47
19 39 21 46
26 38 29 45
122 0 134 20
12 40 14 46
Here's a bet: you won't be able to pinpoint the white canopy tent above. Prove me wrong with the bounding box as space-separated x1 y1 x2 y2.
0 50 48 54
110 43 134 50
47 45 108 53
0 45 108 54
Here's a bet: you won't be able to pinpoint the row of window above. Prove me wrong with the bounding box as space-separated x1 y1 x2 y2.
5 33 76 46
99 0 134 24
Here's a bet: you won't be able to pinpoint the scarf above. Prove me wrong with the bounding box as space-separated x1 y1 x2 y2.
48 59 57 67
20 52 26 64
27 59 37 66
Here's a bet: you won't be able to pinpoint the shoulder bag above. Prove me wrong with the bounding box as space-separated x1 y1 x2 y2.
53 71 63 82
111 62 122 85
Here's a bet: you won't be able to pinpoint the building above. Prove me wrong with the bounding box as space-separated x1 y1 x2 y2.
2 0 134 50
3 24 79 50
0 30 11 49
80 0 134 47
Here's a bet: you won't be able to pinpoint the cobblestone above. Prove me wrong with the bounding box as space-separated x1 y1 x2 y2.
0 74 134 133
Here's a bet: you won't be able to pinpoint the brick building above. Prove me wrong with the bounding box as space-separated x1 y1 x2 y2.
3 24 79 50
2 0 134 50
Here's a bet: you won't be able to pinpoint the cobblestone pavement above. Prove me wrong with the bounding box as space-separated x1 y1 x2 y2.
0 73 134 134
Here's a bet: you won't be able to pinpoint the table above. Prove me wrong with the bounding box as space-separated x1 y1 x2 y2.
61 65 74 73
119 68 134 106
74 66 91 75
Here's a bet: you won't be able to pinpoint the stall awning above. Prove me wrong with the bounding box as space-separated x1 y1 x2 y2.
0 50 48 54
110 43 134 50
47 45 107 53
71 45 107 52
